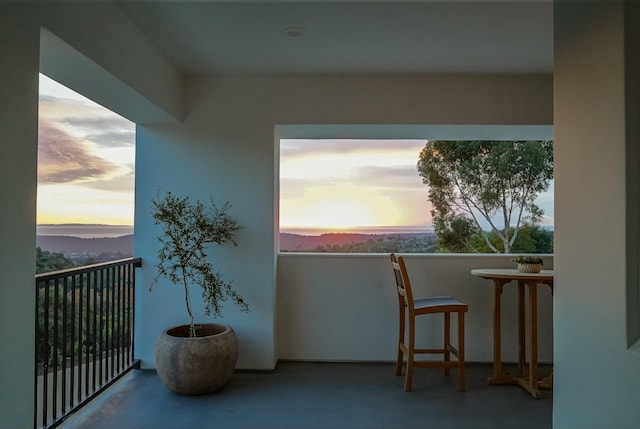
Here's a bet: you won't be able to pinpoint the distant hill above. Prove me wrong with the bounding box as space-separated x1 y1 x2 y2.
36 234 133 263
280 232 437 252
280 232 379 251
36 231 436 261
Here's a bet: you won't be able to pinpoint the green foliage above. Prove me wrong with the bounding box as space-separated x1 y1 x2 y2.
469 225 554 254
36 274 133 367
36 247 75 274
417 140 553 253
151 191 248 336
433 215 480 253
309 234 438 253
511 255 544 265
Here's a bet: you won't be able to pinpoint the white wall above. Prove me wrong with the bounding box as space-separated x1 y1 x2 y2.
0 4 180 428
38 2 183 123
554 3 640 428
0 6 40 429
0 4 562 428
277 253 554 363
133 74 553 370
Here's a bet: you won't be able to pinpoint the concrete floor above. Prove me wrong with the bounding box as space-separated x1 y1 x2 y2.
59 361 552 429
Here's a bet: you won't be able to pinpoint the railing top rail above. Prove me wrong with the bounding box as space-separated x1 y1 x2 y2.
35 257 142 282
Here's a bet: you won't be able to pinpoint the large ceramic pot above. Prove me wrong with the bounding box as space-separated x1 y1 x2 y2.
155 323 238 395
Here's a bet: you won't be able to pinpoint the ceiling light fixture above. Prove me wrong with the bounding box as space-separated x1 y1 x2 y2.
282 27 307 39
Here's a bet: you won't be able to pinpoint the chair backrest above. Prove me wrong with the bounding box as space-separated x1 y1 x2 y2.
389 253 415 307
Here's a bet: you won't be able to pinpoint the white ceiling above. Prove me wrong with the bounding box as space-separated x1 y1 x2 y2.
115 1 553 77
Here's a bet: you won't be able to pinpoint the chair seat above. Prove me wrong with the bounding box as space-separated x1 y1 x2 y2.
414 296 467 312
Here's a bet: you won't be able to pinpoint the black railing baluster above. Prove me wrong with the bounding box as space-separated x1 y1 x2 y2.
77 272 83 403
69 273 76 412
52 278 59 421
124 264 130 363
110 266 116 379
35 258 141 429
98 268 104 386
85 271 91 398
92 270 98 392
34 279 39 429
113 266 119 372
105 266 111 380
129 263 134 361
42 279 50 428
118 264 124 372
62 275 68 416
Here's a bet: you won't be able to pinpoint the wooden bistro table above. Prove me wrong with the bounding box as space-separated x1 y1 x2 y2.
471 268 553 398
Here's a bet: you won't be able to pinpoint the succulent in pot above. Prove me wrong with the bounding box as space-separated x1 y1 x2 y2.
511 255 544 273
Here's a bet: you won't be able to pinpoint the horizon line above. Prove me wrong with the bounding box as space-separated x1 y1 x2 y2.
37 223 134 227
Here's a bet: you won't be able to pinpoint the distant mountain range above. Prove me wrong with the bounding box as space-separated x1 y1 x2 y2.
281 232 388 251
37 235 134 264
36 231 435 260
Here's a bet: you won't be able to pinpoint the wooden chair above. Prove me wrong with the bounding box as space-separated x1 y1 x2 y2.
389 253 468 392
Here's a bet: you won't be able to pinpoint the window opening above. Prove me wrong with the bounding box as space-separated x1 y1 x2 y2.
279 138 553 253
37 73 135 267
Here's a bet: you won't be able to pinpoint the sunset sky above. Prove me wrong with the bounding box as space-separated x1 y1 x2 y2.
280 139 431 232
279 140 554 233
37 74 135 225
38 74 554 231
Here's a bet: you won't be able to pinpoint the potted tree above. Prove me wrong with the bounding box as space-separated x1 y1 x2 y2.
150 191 249 395
511 255 544 273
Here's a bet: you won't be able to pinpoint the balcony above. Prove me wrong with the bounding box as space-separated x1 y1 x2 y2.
59 361 552 429
36 254 553 429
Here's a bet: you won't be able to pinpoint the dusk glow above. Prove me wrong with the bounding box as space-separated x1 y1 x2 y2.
37 74 135 225
280 139 555 234
37 76 554 232
280 139 432 233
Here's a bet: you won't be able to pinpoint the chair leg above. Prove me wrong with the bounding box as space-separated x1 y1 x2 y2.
444 312 451 377
457 310 466 392
396 304 405 376
404 316 415 392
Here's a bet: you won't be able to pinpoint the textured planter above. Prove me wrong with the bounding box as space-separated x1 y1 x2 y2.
155 323 238 395
518 263 542 273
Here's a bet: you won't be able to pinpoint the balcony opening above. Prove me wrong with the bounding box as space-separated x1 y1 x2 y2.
37 73 135 270
279 135 553 254
36 73 139 429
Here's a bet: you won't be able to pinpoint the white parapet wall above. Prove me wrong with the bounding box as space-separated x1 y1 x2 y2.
276 253 554 363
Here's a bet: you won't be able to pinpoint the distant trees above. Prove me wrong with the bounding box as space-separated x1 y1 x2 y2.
279 229 552 254
36 247 75 274
417 140 553 253
469 225 553 254
310 234 438 253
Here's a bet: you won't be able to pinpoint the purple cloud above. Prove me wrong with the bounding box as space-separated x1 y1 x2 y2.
38 121 117 184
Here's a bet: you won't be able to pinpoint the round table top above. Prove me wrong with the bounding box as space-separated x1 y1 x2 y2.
471 268 554 280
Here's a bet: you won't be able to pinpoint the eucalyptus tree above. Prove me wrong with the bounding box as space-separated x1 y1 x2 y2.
417 140 553 253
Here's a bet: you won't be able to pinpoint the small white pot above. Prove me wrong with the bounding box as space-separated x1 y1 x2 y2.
518 263 542 273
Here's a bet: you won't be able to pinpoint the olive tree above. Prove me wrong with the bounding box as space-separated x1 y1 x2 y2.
150 191 248 337
417 140 553 253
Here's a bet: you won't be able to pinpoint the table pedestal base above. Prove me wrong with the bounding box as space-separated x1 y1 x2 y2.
488 370 553 399
471 269 554 399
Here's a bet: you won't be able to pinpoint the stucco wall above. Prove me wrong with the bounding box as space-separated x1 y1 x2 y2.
0 6 40 428
133 74 553 370
277 253 554 363
553 3 640 428
15 2 640 428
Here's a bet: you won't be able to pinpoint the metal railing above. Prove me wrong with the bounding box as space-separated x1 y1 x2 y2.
34 258 142 429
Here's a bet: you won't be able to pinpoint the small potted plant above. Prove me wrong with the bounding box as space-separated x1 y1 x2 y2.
511 255 544 273
150 191 249 395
